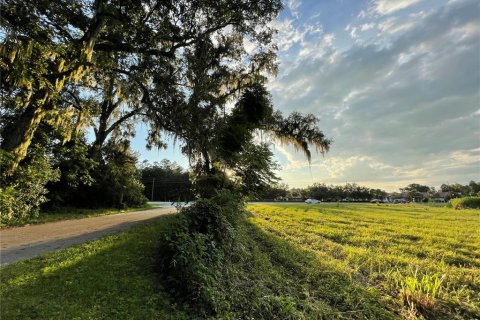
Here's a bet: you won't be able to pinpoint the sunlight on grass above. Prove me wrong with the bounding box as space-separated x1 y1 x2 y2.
1 203 478 319
0 216 187 320
247 203 480 319
1 204 155 228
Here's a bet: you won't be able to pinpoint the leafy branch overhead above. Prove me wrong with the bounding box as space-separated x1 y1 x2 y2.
268 111 332 163
0 0 282 171
1 0 331 205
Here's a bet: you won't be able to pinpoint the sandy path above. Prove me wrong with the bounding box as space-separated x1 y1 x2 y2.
0 207 175 266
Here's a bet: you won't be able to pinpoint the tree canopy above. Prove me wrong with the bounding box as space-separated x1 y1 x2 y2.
1 0 332 222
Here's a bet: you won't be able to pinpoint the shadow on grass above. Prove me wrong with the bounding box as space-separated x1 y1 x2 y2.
1 213 422 319
215 220 398 319
1 217 166 266
0 215 187 320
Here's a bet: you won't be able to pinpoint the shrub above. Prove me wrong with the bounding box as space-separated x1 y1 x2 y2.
0 147 60 225
157 190 244 316
449 197 480 209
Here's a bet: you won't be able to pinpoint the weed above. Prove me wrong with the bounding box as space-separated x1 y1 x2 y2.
399 270 445 316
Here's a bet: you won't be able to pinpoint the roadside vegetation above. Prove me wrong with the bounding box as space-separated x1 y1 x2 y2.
2 203 478 319
449 196 480 209
0 216 187 319
0 204 154 229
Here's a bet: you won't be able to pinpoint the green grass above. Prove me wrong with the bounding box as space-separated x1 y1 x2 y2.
0 216 187 319
1 203 478 319
246 203 480 319
1 204 156 229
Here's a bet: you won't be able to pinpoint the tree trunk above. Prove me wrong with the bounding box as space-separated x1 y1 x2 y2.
1 101 46 173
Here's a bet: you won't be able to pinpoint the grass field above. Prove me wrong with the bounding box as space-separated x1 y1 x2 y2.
1 203 478 319
246 203 480 319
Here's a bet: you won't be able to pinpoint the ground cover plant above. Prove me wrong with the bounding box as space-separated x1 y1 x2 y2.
247 203 480 319
0 204 154 229
0 216 188 320
2 203 478 319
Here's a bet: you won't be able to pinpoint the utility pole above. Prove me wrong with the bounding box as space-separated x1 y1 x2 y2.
151 178 155 201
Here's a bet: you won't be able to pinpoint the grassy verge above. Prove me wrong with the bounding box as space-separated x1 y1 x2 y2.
1 204 156 229
2 203 478 319
0 216 187 320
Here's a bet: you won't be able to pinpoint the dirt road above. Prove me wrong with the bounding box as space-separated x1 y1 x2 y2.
0 207 175 266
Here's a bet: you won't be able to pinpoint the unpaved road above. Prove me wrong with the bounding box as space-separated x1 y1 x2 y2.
0 207 175 266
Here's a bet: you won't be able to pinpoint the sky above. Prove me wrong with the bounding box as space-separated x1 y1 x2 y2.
132 0 480 192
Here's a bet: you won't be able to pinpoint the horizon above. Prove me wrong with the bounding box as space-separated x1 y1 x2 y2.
131 0 480 192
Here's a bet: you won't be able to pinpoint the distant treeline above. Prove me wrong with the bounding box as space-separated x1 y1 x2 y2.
258 183 387 202
137 159 480 203
256 181 480 202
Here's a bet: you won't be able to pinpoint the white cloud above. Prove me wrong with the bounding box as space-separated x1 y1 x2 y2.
323 34 335 46
270 19 306 51
270 0 480 189
360 23 375 31
374 0 422 15
286 0 302 18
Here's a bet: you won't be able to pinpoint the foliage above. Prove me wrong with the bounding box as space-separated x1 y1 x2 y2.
404 183 432 193
256 183 289 200
1 0 283 171
0 147 59 225
301 182 386 201
84 140 147 208
399 271 445 318
441 182 480 197
181 76 331 199
43 136 97 209
139 160 193 202
449 196 480 209
157 190 244 316
267 111 331 163
230 143 280 197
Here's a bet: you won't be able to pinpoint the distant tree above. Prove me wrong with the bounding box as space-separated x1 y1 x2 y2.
140 160 193 202
257 183 289 200
404 183 431 193
468 181 480 195
307 183 330 201
370 188 387 200
440 181 479 197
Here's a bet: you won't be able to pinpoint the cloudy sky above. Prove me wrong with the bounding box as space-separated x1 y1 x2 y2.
133 0 480 191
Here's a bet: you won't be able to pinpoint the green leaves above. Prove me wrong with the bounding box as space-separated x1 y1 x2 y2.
267 111 331 163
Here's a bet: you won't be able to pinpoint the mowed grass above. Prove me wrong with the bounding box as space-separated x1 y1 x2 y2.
0 216 187 320
246 203 480 319
1 203 478 319
1 204 155 229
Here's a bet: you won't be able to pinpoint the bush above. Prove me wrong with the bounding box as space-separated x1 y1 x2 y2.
157 190 244 316
0 147 60 225
449 197 480 209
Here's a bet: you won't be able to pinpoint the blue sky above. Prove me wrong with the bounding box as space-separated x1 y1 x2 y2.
132 0 480 191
